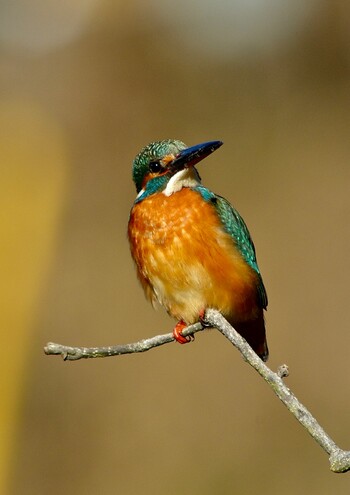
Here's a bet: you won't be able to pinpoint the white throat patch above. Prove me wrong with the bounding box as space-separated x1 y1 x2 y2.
163 168 201 197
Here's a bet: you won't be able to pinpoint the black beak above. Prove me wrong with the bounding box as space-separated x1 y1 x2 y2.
170 140 223 172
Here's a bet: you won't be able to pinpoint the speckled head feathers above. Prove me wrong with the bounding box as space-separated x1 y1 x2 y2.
132 140 187 193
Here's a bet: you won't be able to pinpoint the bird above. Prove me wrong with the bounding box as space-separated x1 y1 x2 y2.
127 140 269 361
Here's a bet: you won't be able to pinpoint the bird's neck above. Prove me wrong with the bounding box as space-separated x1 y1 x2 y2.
134 168 201 204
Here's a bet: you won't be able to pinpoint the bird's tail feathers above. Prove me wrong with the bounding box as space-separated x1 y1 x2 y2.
232 316 269 362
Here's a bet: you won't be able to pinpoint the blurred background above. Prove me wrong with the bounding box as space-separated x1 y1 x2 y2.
1 0 350 493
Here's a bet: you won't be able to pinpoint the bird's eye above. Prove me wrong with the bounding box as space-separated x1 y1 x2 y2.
149 160 162 173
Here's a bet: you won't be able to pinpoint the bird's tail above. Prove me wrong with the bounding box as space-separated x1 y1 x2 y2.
232 315 269 362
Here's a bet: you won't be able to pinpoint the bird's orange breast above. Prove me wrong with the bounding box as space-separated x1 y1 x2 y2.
128 188 260 325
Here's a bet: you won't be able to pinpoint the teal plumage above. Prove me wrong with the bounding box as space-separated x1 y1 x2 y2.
132 140 187 193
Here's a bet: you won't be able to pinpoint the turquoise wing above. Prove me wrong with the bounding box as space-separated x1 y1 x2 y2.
214 194 268 309
194 186 267 309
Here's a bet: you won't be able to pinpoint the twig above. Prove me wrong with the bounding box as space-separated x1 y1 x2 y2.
44 322 203 360
44 309 350 473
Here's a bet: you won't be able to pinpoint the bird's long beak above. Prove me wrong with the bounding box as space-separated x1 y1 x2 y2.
170 140 223 172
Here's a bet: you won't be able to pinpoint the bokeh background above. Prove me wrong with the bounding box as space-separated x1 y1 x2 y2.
1 0 350 493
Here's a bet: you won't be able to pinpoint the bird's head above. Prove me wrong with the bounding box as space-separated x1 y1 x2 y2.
132 139 223 202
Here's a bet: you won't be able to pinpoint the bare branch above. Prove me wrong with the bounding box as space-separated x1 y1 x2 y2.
203 309 350 474
44 322 203 360
44 309 350 473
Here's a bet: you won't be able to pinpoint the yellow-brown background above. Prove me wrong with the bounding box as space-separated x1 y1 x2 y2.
1 1 350 493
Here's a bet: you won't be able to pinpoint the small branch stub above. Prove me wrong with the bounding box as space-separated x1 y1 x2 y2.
276 364 289 378
44 309 350 474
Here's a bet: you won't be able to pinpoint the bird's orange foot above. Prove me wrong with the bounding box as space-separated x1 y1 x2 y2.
173 320 194 344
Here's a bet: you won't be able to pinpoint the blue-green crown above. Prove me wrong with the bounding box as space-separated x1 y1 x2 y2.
132 139 187 193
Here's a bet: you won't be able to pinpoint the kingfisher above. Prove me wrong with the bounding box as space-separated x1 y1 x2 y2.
128 140 269 361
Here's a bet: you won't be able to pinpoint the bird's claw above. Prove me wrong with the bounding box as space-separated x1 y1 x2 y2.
173 320 194 344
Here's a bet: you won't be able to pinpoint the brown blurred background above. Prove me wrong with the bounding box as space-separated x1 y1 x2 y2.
1 0 350 493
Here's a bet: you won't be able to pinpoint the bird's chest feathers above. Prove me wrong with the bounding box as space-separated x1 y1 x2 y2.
129 189 219 312
128 188 258 323
130 188 214 248
129 190 216 292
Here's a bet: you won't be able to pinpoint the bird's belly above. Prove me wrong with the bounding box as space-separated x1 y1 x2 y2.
128 189 260 324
